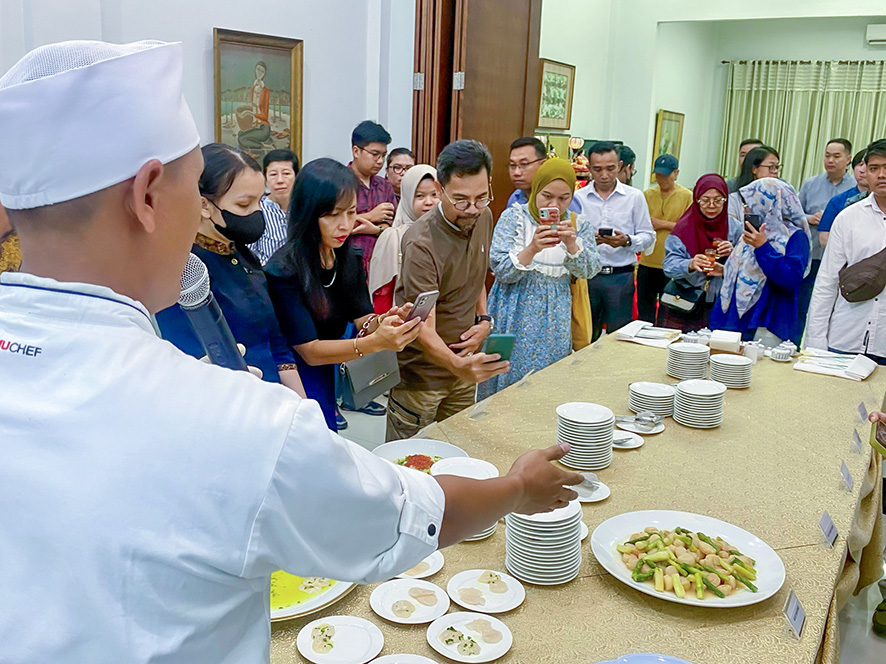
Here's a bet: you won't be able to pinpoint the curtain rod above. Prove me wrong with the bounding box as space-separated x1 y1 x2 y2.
721 59 885 65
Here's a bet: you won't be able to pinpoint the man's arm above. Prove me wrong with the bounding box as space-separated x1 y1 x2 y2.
805 217 846 349
448 286 492 356
629 196 656 252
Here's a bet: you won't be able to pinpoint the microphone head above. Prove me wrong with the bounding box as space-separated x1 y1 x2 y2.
178 253 211 309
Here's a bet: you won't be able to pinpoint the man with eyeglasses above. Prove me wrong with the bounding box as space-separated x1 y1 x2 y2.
506 137 581 213
616 145 637 186
385 147 415 202
387 140 509 441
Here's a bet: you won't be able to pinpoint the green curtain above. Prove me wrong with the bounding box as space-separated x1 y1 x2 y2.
718 60 886 189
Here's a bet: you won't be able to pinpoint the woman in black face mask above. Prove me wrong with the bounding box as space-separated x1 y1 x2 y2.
154 143 305 394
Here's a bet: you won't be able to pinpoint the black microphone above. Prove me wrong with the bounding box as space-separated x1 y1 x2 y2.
178 253 249 371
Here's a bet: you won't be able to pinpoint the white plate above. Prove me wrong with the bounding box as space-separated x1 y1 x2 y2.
426 611 513 663
396 550 444 579
504 562 580 585
577 481 611 503
430 456 499 479
369 579 449 624
372 439 467 465
556 402 614 424
612 431 644 449
560 457 612 471
710 354 752 367
581 521 589 541
370 656 438 664
297 616 384 664
630 382 677 397
446 569 525 613
676 380 727 396
590 510 786 608
668 343 710 355
512 499 581 523
616 421 665 435
270 573 356 622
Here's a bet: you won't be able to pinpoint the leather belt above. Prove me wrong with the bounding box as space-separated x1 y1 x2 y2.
598 265 635 276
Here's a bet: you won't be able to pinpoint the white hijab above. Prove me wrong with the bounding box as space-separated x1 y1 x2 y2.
368 165 437 294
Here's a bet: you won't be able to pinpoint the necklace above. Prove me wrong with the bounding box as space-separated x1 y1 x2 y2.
322 265 337 288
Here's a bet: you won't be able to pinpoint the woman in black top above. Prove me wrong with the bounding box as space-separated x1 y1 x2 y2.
265 158 421 431
155 143 304 395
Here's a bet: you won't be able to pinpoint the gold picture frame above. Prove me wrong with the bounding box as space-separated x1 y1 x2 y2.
213 28 303 162
650 109 684 182
537 59 575 131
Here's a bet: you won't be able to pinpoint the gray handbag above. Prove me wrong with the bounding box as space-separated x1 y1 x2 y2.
339 349 400 410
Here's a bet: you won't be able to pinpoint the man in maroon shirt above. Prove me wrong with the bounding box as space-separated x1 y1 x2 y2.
348 120 398 277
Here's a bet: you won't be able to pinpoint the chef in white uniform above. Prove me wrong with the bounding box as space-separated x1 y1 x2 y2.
0 41 581 663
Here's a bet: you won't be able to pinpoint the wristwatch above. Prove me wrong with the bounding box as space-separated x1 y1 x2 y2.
625 236 633 247
476 315 494 330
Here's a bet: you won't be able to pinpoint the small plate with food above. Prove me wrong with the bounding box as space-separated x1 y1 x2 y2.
296 616 384 664
446 569 525 613
427 611 512 663
270 572 355 622
590 510 785 608
396 550 444 580
372 439 468 474
369 578 449 624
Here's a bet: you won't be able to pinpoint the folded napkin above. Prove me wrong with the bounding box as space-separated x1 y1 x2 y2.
614 321 681 349
792 350 877 381
709 329 742 353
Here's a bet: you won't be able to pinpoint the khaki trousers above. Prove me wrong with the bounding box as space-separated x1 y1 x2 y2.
385 381 476 441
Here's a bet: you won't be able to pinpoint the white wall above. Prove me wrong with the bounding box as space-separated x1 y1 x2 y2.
0 0 416 163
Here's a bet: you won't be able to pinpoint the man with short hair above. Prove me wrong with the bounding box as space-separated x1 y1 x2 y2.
725 138 763 192
819 148 872 247
638 154 693 324
574 142 655 341
348 120 399 274
385 147 415 201
247 148 299 265
506 137 581 213
616 145 637 185
806 141 886 362
798 138 856 328
387 140 509 441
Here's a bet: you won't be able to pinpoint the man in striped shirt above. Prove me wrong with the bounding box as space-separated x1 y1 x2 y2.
248 149 299 265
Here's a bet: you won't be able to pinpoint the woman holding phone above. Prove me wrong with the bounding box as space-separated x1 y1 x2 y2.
479 159 601 399
709 178 811 345
264 158 422 431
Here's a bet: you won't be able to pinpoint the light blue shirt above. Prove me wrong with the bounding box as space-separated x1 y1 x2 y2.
798 171 855 261
248 196 289 265
507 188 582 214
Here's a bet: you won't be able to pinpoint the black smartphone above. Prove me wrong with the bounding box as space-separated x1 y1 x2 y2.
599 227 614 237
745 214 764 231
481 334 516 362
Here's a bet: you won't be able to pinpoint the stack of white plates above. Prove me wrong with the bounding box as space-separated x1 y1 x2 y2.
505 500 582 585
666 343 710 380
673 379 726 428
431 458 499 541
628 382 676 417
709 354 752 388
555 402 614 470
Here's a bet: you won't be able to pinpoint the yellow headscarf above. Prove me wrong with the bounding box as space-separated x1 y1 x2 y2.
527 158 577 222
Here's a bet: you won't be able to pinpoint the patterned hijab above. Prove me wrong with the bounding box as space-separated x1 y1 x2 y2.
719 177 811 316
528 158 576 222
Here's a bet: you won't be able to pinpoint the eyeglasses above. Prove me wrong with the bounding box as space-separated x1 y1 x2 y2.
388 164 413 175
697 196 727 206
440 188 493 212
507 157 545 172
758 162 780 174
360 147 387 162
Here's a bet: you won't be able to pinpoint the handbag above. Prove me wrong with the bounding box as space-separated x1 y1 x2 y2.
570 277 593 351
660 279 707 313
838 245 886 303
339 349 400 411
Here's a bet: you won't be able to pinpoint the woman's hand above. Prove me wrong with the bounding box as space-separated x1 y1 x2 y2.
707 262 725 277
689 254 714 273
556 222 578 254
716 240 734 258
743 221 768 249
369 315 422 352
530 224 561 254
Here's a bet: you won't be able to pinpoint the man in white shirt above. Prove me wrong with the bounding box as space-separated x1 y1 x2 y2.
0 40 581 664
806 140 886 361
574 141 655 341
248 148 298 264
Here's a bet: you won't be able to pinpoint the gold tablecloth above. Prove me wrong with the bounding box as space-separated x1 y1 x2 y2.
271 339 885 664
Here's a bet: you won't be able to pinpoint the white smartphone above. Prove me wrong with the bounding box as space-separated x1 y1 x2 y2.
403 290 440 322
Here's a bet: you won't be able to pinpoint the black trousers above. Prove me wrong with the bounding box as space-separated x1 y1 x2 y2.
588 271 635 342
636 265 669 325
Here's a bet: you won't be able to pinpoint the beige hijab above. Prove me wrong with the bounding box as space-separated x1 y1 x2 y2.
368 165 437 294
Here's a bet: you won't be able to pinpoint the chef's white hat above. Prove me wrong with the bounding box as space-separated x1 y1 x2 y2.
0 40 200 210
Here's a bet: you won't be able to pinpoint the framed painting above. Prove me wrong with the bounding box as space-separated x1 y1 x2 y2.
213 28 303 162
650 109 684 182
537 59 575 131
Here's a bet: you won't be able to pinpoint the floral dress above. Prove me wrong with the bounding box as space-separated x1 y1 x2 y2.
478 204 601 399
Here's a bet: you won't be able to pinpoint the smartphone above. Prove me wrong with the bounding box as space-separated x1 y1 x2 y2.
482 334 516 362
745 213 764 231
599 227 614 237
539 207 560 227
403 290 439 323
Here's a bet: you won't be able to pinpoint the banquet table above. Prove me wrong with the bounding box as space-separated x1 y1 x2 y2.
270 338 885 664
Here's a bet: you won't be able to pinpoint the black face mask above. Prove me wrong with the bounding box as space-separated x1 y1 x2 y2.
211 203 266 245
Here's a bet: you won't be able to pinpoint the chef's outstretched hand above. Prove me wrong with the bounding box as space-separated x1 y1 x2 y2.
506 443 583 514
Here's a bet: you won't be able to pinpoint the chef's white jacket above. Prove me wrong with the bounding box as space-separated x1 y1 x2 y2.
0 272 445 664
806 195 886 357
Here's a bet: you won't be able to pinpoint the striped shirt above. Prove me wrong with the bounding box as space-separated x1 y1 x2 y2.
249 196 289 265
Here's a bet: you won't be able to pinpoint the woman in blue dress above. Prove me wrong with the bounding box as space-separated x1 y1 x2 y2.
709 177 811 345
479 159 601 399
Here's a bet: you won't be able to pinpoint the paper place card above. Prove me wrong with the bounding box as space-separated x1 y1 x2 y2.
467 399 489 421
840 460 854 492
857 401 869 422
818 511 838 548
514 369 535 388
851 430 864 454
782 590 806 639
